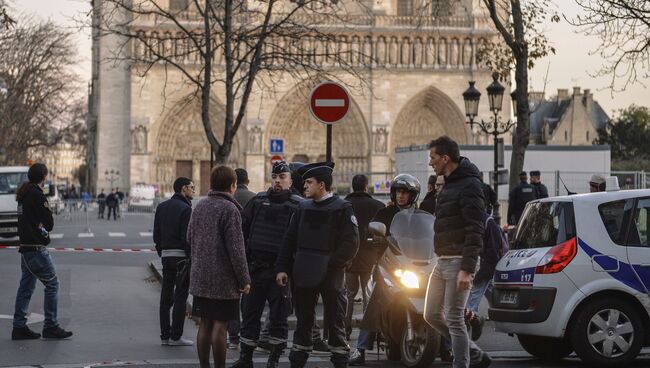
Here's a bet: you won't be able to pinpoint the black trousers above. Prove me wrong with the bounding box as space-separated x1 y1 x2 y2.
107 206 117 220
98 203 105 218
160 256 190 340
240 268 291 347
344 271 371 339
290 280 349 365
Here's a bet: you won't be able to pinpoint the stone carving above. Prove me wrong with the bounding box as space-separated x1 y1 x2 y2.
132 30 482 71
373 127 388 154
132 125 148 154
248 125 263 154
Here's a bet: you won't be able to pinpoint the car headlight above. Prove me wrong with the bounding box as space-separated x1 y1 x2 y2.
394 269 420 289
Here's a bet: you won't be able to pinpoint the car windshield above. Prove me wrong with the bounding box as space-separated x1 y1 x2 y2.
0 172 28 195
513 201 576 250
389 208 435 260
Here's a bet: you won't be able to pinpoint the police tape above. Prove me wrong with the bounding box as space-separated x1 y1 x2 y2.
0 245 156 253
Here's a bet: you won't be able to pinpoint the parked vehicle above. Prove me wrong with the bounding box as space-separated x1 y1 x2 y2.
0 166 54 238
364 208 440 368
128 184 156 211
490 178 650 367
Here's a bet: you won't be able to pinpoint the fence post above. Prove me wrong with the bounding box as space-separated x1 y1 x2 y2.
84 203 91 234
555 170 560 196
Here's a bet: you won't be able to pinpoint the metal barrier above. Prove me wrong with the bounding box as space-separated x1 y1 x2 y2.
53 198 160 230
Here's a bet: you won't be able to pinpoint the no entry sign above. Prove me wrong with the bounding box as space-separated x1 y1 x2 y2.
309 81 351 125
270 154 284 165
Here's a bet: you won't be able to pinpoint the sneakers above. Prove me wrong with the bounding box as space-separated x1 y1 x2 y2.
161 338 169 346
168 337 194 346
311 338 331 356
470 351 492 368
12 327 41 340
349 348 365 366
228 341 240 350
42 326 73 339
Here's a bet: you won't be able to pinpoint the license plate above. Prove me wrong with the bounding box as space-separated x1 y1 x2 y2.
0 227 17 233
499 290 518 305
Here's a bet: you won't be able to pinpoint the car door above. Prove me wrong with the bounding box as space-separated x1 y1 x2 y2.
625 197 650 295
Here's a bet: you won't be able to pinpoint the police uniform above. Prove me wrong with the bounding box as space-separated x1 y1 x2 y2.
276 162 360 368
507 173 538 225
233 162 304 368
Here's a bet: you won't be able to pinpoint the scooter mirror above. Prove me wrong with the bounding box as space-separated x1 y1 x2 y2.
368 221 386 237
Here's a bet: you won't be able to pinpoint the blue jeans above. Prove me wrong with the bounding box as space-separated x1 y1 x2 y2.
13 249 59 329
357 329 376 350
424 258 482 368
466 279 493 313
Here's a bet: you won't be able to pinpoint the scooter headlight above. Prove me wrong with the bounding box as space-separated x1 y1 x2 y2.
394 269 420 289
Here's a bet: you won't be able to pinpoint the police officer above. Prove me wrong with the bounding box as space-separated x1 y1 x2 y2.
530 170 549 198
276 162 360 368
507 171 538 225
232 161 304 368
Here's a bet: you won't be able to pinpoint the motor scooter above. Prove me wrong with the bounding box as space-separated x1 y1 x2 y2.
362 208 440 368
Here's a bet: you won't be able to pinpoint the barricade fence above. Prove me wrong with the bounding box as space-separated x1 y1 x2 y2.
52 198 160 225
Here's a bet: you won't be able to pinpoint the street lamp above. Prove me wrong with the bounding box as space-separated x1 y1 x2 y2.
462 73 516 225
104 169 120 189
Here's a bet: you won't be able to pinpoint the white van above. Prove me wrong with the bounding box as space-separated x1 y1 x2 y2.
490 184 650 367
0 167 29 238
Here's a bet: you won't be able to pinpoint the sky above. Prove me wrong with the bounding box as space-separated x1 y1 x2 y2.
10 0 650 118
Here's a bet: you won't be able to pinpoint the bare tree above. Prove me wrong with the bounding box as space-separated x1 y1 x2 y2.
477 0 558 191
0 0 16 30
571 0 650 91
0 19 86 165
92 0 368 164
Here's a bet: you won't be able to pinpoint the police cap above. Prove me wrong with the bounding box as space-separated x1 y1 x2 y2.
298 161 335 181
272 161 291 174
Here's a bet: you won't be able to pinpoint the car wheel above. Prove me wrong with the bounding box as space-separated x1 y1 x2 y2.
517 334 572 361
570 299 643 368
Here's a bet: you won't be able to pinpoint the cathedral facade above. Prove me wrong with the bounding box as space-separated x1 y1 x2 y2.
89 0 506 194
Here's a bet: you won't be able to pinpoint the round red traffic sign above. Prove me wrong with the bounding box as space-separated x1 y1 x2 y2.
309 81 351 125
270 154 284 165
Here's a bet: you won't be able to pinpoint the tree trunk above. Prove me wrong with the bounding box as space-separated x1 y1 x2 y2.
508 0 530 192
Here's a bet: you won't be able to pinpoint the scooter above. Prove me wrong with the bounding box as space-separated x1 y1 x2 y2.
362 208 440 368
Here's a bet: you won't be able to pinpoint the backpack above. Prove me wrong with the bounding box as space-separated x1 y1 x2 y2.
485 215 509 258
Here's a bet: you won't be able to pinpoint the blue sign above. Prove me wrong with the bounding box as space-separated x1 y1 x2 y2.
270 139 284 154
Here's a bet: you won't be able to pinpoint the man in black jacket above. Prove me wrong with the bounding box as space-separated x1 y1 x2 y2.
424 136 491 368
276 162 360 368
530 170 549 199
343 174 385 340
507 171 538 225
105 189 118 221
154 177 195 346
13 163 73 340
419 174 437 214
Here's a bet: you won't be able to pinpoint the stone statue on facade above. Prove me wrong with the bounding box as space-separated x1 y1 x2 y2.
248 125 263 154
373 127 388 154
132 126 147 154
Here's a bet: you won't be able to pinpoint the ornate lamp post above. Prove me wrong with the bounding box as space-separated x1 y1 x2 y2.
462 73 516 225
104 169 120 189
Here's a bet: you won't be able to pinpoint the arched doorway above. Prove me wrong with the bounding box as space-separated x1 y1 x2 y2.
391 86 470 158
266 82 370 187
154 96 242 195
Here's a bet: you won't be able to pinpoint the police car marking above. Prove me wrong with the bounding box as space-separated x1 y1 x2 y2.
578 238 650 293
494 266 536 284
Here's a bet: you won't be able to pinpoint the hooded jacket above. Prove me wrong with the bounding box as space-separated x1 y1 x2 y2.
17 183 54 248
434 157 485 273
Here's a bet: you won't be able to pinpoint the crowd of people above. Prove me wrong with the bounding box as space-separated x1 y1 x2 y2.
12 135 567 368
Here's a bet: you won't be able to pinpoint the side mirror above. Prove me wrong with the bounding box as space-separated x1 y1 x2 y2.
368 221 386 237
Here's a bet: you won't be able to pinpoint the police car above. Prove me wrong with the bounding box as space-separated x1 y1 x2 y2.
489 178 650 367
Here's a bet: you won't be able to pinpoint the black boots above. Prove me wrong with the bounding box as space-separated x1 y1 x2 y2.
11 327 41 340
232 343 255 368
266 344 284 368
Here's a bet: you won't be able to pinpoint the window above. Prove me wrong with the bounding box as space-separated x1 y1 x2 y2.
513 201 576 249
169 0 189 12
629 198 650 246
586 131 590 142
564 131 568 141
0 172 28 194
396 0 414 16
430 0 451 16
598 199 635 245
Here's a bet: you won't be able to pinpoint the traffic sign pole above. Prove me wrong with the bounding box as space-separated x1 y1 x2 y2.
308 81 351 163
326 125 332 162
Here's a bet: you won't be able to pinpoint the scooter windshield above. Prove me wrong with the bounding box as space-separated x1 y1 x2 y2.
389 208 435 260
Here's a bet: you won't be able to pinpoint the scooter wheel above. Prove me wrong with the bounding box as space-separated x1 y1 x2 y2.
400 323 440 368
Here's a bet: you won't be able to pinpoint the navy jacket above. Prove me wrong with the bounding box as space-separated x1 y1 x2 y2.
153 194 192 257
17 184 54 248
